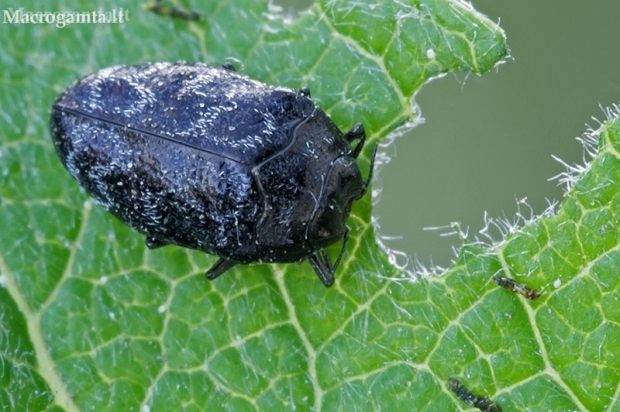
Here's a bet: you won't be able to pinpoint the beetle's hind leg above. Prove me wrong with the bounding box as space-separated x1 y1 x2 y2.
309 229 349 287
206 258 238 280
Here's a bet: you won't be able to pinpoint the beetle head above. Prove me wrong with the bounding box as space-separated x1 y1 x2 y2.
307 155 363 249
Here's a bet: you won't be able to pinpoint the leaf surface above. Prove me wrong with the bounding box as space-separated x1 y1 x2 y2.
7 1 615 411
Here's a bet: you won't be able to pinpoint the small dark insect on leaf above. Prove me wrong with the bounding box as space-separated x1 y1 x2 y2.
493 276 542 300
144 0 200 21
448 378 502 412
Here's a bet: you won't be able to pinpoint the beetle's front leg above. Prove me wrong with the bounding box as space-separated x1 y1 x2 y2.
344 123 366 158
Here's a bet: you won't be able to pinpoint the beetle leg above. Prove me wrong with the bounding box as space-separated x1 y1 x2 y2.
344 123 366 158
221 63 236 72
206 258 238 280
309 229 349 287
332 228 349 274
299 86 311 97
359 145 378 198
344 123 376 198
145 236 167 249
309 252 335 287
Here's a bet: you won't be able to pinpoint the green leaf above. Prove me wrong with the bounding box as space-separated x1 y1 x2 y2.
13 0 620 411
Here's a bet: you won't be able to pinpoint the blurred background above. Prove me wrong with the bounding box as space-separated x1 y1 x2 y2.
372 0 620 271
275 0 620 271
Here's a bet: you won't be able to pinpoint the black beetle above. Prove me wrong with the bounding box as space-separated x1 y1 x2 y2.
50 62 374 286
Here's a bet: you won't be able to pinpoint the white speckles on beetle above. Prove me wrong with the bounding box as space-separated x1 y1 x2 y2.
51 62 375 286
